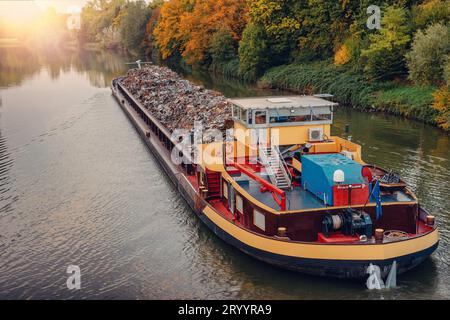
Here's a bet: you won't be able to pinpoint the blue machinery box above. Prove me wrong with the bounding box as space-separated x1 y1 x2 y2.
301 153 366 206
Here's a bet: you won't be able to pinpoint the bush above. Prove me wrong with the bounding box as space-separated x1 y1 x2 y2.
406 23 450 85
444 55 450 86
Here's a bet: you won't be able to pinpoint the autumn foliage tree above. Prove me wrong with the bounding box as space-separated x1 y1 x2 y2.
432 86 450 130
143 0 164 58
153 0 247 65
153 0 192 60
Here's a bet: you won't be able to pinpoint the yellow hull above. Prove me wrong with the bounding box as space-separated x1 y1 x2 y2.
202 205 438 278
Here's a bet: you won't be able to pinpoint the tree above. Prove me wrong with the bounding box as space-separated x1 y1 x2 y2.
412 0 450 30
118 1 151 52
406 23 450 85
153 0 246 64
209 28 238 67
178 0 247 65
153 0 193 60
247 0 300 61
99 25 121 50
361 5 411 80
143 0 164 57
238 22 270 78
293 0 360 61
80 0 125 44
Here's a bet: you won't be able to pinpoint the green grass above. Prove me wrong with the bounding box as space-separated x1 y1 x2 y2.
370 85 437 122
260 62 381 106
259 62 438 125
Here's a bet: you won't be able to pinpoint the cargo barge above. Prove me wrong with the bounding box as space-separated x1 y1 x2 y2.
111 75 439 279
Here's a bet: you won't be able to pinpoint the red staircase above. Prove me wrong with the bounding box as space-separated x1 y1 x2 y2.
206 170 221 199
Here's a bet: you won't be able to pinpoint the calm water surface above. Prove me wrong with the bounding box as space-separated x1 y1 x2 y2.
0 47 449 299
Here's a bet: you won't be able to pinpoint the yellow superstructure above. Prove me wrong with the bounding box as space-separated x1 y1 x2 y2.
229 95 363 163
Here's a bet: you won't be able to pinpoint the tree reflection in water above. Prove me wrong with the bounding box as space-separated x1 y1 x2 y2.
0 45 132 88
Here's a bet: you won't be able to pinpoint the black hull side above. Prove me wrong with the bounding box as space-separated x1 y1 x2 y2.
197 210 438 279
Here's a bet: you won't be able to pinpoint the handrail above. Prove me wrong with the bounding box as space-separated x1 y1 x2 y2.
258 147 277 185
229 160 286 211
273 145 292 185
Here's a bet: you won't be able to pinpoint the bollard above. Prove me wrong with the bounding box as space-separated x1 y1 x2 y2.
375 228 384 242
426 215 435 226
277 227 287 238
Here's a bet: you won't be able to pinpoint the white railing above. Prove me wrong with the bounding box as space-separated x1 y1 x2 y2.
273 145 292 185
259 145 292 189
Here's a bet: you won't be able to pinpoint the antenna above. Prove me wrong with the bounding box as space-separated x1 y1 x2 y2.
125 60 152 69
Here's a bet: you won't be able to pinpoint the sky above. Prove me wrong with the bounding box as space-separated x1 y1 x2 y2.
0 1 87 18
0 1 87 23
0 0 152 34
0 0 153 19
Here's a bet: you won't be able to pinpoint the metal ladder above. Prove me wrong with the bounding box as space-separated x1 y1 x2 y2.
259 146 292 190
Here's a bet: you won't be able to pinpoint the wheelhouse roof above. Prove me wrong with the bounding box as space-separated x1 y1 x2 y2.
229 96 338 110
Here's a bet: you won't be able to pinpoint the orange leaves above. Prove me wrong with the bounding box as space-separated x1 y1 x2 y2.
334 44 351 66
153 0 247 64
153 0 188 59
432 86 450 130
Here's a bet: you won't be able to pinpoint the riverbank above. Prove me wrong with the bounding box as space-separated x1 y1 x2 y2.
258 63 440 125
170 59 445 130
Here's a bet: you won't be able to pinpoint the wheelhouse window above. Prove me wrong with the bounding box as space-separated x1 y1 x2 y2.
254 111 267 125
233 105 241 120
240 108 247 124
233 105 251 124
268 106 332 125
270 115 311 123
312 113 332 121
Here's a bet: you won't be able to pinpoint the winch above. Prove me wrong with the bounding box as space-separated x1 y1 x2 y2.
322 209 373 238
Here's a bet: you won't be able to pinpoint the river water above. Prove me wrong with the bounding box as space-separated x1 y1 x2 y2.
0 47 449 299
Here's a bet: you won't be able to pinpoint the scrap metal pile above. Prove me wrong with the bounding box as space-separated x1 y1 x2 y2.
119 66 233 133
